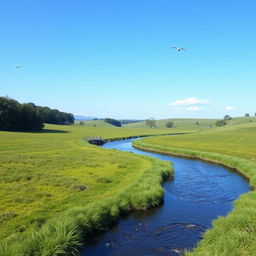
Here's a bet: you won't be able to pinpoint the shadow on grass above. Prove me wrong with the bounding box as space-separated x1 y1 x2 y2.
10 129 70 134
37 129 70 133
1 128 70 133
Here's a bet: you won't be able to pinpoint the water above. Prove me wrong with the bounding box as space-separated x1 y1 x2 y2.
81 139 250 256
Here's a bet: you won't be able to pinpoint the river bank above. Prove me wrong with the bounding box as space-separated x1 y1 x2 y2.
132 139 256 256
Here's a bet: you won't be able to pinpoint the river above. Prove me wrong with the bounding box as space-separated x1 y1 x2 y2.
81 138 250 256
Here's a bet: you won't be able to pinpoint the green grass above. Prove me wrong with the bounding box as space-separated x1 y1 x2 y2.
133 120 256 256
124 118 217 130
75 120 114 127
0 124 173 255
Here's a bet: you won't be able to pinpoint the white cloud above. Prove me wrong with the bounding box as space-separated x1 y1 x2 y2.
185 106 202 112
170 97 211 106
226 106 236 111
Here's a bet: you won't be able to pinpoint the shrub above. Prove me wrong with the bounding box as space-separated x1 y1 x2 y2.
215 119 226 127
166 121 174 128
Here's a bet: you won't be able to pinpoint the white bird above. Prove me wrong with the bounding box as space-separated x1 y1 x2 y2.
171 46 186 51
14 64 22 70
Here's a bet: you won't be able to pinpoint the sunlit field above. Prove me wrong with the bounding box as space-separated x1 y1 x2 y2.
0 124 178 239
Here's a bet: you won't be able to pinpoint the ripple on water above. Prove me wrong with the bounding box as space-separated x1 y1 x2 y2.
170 166 237 203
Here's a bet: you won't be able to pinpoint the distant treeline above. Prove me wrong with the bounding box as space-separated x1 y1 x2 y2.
119 119 143 125
104 118 122 127
0 97 74 131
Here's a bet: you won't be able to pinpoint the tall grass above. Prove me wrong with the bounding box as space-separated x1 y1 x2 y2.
0 157 172 256
133 139 256 256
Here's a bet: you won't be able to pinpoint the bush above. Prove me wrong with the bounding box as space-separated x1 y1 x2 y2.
215 120 226 127
166 121 174 128
223 115 232 121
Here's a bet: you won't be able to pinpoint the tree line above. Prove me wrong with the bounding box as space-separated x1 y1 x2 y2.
0 97 74 131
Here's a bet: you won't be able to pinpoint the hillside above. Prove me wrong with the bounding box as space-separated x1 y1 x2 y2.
124 118 217 130
136 118 256 160
75 120 113 127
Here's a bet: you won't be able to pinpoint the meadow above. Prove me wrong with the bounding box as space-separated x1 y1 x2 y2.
0 123 175 255
133 117 256 256
124 118 217 130
1 117 256 255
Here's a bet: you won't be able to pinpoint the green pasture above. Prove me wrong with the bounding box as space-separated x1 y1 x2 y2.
124 118 217 130
74 120 113 127
137 119 256 161
0 124 174 252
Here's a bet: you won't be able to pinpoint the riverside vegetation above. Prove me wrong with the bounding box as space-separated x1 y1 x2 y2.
1 117 255 255
133 117 256 256
0 124 175 255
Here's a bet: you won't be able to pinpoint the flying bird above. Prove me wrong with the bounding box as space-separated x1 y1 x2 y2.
171 46 186 51
14 64 22 70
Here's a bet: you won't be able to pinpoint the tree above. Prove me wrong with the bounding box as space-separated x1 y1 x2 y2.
166 121 174 128
79 121 84 125
0 97 43 131
145 117 156 128
245 113 250 117
104 118 122 127
196 121 199 126
223 115 232 121
215 119 226 127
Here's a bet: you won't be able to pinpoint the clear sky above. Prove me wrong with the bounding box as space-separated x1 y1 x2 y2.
1 0 255 119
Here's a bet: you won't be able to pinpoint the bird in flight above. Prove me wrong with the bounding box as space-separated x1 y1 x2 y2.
13 64 22 70
171 46 186 51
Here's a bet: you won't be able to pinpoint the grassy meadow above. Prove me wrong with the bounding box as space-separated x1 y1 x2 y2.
124 118 217 130
133 117 256 256
1 117 256 255
0 123 176 255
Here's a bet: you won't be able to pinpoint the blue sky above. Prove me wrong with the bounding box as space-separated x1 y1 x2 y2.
1 0 255 119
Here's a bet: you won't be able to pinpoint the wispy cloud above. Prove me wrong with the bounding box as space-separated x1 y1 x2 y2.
226 106 236 110
170 97 211 106
185 106 202 112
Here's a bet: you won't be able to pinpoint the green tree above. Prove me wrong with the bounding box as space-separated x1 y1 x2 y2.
104 118 122 127
145 117 156 128
0 97 43 131
215 119 226 127
223 115 232 121
166 121 174 128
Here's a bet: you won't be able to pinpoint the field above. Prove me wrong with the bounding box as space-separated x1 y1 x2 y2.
1 117 256 255
124 118 217 130
0 123 176 255
136 117 256 160
74 120 114 127
133 117 256 256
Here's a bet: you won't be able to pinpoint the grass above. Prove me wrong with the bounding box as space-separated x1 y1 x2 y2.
75 120 114 127
0 123 173 255
132 120 256 256
124 118 217 130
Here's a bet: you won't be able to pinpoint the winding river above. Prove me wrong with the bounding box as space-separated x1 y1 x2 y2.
81 138 250 256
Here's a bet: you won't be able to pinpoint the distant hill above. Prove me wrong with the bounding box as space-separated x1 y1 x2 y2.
119 119 144 125
74 115 101 121
124 118 217 130
75 120 114 127
225 116 256 127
